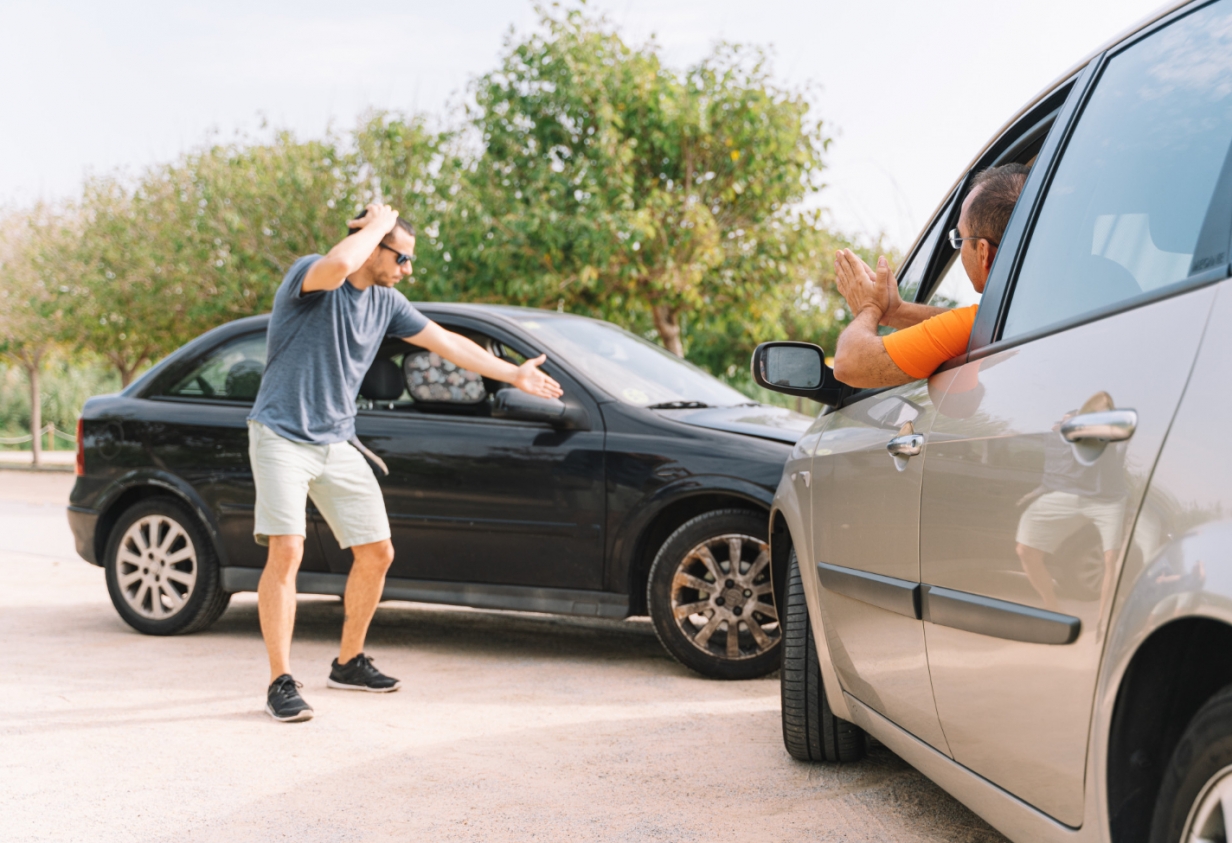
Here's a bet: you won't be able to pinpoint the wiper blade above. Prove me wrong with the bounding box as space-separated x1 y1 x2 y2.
646 401 710 410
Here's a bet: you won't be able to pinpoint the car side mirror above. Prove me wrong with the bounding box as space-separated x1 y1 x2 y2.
751 342 849 407
492 388 590 429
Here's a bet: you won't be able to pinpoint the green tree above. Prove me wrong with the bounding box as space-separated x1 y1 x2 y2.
434 4 846 377
65 130 361 384
0 207 70 465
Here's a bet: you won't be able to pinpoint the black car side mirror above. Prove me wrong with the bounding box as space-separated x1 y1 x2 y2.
751 342 849 407
492 388 590 429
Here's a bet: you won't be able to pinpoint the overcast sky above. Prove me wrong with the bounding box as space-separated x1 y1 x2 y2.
0 0 1167 250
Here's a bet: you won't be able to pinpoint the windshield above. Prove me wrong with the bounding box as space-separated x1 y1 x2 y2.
515 315 751 408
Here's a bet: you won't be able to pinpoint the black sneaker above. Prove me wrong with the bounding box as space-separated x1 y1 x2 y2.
328 653 401 692
266 674 314 722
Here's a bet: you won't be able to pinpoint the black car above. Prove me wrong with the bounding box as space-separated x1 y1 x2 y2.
67 304 811 679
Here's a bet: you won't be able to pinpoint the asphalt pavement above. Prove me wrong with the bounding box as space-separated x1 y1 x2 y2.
0 469 1007 842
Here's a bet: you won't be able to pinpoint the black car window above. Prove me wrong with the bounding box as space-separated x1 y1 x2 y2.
163 333 267 402
1002 0 1232 341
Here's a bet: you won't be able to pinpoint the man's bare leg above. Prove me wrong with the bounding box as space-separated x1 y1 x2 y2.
1016 542 1060 612
258 535 304 683
339 539 395 663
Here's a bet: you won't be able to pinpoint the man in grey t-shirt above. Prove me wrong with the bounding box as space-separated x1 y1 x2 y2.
250 203 562 722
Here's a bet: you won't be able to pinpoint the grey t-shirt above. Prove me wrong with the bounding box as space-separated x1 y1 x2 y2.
248 255 429 444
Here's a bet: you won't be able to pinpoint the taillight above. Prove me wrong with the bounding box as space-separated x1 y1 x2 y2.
76 418 85 476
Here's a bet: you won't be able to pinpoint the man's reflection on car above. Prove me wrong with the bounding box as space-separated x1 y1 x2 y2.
1013 391 1130 614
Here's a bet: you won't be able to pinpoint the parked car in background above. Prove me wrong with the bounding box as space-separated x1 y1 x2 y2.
755 1 1232 840
67 304 812 679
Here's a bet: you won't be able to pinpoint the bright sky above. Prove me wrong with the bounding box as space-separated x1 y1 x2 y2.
0 0 1167 250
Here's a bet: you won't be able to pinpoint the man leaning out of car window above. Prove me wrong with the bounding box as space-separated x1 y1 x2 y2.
830 164 1029 387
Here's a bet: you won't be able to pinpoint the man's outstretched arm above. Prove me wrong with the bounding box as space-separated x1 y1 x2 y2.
302 203 400 293
403 322 564 400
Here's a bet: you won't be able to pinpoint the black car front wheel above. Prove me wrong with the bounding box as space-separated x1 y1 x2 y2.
781 549 865 762
104 497 230 635
647 509 781 680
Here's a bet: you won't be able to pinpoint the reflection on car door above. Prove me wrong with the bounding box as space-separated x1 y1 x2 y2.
812 381 949 753
918 4 1232 824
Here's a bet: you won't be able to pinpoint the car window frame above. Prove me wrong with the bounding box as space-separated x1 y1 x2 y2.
969 0 1232 363
828 75 1080 409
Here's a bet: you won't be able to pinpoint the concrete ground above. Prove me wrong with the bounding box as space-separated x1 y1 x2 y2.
0 470 1007 843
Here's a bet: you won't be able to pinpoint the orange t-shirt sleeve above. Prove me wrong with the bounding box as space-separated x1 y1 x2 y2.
881 304 979 380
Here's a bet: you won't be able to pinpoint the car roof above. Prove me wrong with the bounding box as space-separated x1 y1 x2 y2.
905 0 1191 261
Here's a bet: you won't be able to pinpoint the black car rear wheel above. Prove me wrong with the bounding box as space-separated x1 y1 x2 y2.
781 549 865 762
647 509 781 680
104 497 230 635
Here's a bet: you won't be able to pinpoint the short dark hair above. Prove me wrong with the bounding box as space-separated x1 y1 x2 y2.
347 207 416 239
965 163 1030 244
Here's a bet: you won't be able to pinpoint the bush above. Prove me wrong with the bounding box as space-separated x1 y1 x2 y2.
0 358 121 449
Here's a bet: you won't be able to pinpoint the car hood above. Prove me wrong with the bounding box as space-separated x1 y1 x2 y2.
656 405 815 444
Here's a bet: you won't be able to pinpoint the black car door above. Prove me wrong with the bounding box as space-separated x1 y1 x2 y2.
321 318 607 590
142 329 331 572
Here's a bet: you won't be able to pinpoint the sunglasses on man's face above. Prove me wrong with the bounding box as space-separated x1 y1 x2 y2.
379 242 415 266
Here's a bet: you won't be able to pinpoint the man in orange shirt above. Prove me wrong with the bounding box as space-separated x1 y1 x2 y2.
831 164 1029 387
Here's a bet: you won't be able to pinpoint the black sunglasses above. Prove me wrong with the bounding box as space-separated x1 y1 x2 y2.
379 242 415 266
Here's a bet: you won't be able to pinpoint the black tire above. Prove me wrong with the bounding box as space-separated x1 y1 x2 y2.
1149 684 1232 843
647 509 781 680
781 549 865 762
104 497 230 635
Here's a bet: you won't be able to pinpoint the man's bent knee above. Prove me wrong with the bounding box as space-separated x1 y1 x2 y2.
351 539 394 571
262 535 305 585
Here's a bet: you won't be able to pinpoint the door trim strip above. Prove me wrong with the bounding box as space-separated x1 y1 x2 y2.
921 585 1081 645
814 561 1081 645
816 562 921 619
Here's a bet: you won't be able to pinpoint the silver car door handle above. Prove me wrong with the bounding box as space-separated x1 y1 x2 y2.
1060 410 1138 443
886 434 925 457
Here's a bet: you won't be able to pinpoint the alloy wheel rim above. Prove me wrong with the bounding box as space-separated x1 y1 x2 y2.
669 532 780 661
1182 764 1232 843
116 515 197 620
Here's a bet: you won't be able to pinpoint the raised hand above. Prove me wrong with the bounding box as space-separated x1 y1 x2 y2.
834 250 902 326
347 203 399 235
512 354 564 400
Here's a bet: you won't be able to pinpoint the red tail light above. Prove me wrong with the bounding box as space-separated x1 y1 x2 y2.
76 418 84 476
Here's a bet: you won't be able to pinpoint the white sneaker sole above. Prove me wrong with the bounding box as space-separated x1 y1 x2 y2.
265 702 314 722
326 677 402 693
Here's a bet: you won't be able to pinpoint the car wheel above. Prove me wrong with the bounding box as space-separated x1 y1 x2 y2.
781 549 865 762
1150 684 1232 843
104 497 230 635
647 508 781 680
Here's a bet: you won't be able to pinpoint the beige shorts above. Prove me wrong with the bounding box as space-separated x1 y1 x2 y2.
247 421 390 549
1015 491 1126 555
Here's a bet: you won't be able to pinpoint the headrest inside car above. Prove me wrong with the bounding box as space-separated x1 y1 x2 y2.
360 358 404 401
403 350 488 405
225 359 264 400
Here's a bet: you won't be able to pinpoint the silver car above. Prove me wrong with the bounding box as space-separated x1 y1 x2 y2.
754 2 1232 841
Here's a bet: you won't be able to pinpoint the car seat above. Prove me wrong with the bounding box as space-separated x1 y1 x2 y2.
360 358 404 403
225 359 264 400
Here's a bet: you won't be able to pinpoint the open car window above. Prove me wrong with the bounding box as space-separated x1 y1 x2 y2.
162 334 267 402
358 327 519 416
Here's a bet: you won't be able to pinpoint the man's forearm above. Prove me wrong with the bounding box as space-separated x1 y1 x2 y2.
883 300 950 330
410 325 519 382
833 308 914 388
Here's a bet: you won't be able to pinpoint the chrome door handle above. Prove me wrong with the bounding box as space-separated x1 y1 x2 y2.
1060 410 1138 443
886 434 925 457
